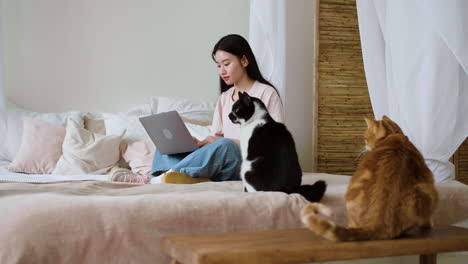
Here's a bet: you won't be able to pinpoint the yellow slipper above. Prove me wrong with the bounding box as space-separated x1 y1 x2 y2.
162 171 211 184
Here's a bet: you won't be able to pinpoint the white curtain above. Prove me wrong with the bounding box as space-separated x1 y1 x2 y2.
0 4 6 141
248 0 286 100
0 3 5 112
0 44 4 111
248 0 317 171
356 0 468 182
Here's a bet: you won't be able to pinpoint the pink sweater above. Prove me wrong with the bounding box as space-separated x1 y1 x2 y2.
211 81 285 140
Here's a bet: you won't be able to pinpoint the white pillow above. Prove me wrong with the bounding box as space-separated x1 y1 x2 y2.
104 115 211 143
150 96 216 122
104 114 149 143
185 123 212 141
123 104 152 117
0 109 83 162
85 103 152 120
85 104 152 144
52 119 124 175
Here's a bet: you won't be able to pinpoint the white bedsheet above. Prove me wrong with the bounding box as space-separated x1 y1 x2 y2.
1 164 466 227
0 160 108 182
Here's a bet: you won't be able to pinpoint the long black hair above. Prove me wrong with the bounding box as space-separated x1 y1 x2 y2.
212 34 277 94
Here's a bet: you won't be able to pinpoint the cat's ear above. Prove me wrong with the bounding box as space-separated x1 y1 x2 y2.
241 92 251 104
382 115 392 122
364 117 375 128
239 92 249 101
381 115 403 134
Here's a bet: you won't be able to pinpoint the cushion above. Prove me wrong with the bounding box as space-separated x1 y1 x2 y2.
84 117 106 135
52 120 124 175
8 117 66 174
104 114 149 144
181 117 211 127
116 120 210 176
122 104 152 117
121 139 156 176
85 103 152 120
84 104 151 169
185 122 212 141
0 108 83 162
151 96 216 123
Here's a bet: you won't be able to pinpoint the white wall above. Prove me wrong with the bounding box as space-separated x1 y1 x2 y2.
284 1 316 172
1 0 317 172
1 0 249 112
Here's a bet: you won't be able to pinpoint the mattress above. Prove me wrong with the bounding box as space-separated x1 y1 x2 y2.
0 172 467 263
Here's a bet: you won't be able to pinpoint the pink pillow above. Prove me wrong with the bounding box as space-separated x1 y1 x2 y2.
121 139 155 176
9 117 66 174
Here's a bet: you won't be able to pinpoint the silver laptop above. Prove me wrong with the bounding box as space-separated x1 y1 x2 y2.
139 111 198 155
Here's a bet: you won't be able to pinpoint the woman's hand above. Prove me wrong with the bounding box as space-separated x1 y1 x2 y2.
197 135 221 148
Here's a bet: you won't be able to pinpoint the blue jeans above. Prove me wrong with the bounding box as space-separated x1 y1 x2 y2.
151 138 241 181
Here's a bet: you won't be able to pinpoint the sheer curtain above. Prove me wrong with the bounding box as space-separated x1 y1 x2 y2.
248 0 286 100
248 0 317 171
0 6 6 137
356 0 468 182
0 4 5 112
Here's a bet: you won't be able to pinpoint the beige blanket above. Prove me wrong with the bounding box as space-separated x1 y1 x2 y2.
0 173 467 264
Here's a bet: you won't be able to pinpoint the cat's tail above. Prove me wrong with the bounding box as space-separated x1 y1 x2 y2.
300 203 373 241
295 180 327 202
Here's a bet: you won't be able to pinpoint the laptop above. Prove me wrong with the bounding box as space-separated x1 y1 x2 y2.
139 111 198 155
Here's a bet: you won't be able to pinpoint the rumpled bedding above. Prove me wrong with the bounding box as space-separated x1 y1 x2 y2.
0 161 108 182
0 173 467 264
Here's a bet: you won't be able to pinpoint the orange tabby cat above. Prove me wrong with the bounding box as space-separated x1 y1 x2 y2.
301 116 438 241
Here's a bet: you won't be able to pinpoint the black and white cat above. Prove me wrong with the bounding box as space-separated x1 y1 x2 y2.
229 92 327 202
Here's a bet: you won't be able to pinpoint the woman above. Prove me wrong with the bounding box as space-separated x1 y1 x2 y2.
112 34 284 184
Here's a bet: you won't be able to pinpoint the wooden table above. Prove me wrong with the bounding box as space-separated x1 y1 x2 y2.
161 226 468 264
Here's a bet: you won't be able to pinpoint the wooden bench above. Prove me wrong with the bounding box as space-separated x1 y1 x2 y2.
161 226 468 264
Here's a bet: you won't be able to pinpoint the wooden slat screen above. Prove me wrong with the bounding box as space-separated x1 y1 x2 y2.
456 140 468 184
317 0 468 184
317 0 372 175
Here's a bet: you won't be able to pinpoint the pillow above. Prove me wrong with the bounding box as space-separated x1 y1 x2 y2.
181 117 211 127
85 104 152 144
84 117 106 135
104 114 149 144
0 109 83 162
121 139 156 176
85 103 152 120
52 120 124 175
122 103 152 117
8 117 66 174
151 96 216 123
119 123 210 176
185 123 212 141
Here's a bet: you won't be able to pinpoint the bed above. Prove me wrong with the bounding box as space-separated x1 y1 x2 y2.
1 98 467 264
1 169 467 264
